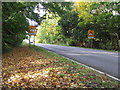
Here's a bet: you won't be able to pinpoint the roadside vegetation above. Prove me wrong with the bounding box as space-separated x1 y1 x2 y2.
2 45 119 88
36 2 120 51
2 2 120 53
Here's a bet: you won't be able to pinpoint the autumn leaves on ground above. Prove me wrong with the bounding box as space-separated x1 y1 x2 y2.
2 46 119 88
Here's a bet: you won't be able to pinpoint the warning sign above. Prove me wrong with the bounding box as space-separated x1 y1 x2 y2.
28 26 37 36
88 30 94 39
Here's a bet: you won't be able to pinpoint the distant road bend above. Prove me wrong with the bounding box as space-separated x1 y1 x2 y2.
35 43 120 80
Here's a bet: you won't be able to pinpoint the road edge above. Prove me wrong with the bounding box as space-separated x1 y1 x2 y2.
37 45 120 82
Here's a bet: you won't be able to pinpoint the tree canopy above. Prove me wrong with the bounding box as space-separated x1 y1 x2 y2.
2 2 120 51
2 2 43 52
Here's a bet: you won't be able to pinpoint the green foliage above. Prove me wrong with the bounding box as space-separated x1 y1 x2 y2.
42 2 73 17
36 16 62 44
58 11 82 45
36 2 74 45
73 2 120 50
92 2 120 50
36 2 120 50
2 2 28 52
2 2 74 51
58 73 64 77
2 2 43 52
3 2 119 51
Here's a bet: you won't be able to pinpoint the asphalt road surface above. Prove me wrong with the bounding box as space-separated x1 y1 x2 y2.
35 43 120 79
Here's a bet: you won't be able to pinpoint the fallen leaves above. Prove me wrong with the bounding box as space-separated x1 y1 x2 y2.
2 46 119 88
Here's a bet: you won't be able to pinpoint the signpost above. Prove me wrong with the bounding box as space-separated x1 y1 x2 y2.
28 26 37 36
28 26 37 47
88 30 94 39
88 30 94 48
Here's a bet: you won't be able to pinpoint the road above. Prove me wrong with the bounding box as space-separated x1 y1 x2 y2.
35 43 120 79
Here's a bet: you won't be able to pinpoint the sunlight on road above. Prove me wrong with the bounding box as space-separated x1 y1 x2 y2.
66 53 95 56
79 51 118 57
80 50 117 55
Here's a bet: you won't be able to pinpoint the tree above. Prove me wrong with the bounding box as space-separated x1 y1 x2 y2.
36 15 61 44
2 2 27 52
2 2 75 52
90 2 120 50
37 2 75 45
2 2 42 52
73 2 120 50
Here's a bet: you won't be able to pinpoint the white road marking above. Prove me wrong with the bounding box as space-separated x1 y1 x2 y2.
65 57 120 82
47 50 120 82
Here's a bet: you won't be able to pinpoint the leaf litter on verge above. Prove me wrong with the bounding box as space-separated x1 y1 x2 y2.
2 46 119 88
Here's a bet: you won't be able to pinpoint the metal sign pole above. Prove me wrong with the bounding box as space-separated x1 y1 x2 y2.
34 35 35 45
91 39 93 48
29 35 30 48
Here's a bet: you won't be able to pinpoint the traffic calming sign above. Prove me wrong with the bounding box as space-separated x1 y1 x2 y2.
88 30 94 39
28 26 37 36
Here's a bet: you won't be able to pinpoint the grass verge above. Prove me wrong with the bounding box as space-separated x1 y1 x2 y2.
2 45 119 89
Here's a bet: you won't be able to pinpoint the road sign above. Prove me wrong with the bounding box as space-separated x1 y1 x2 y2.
88 30 94 39
28 26 37 36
